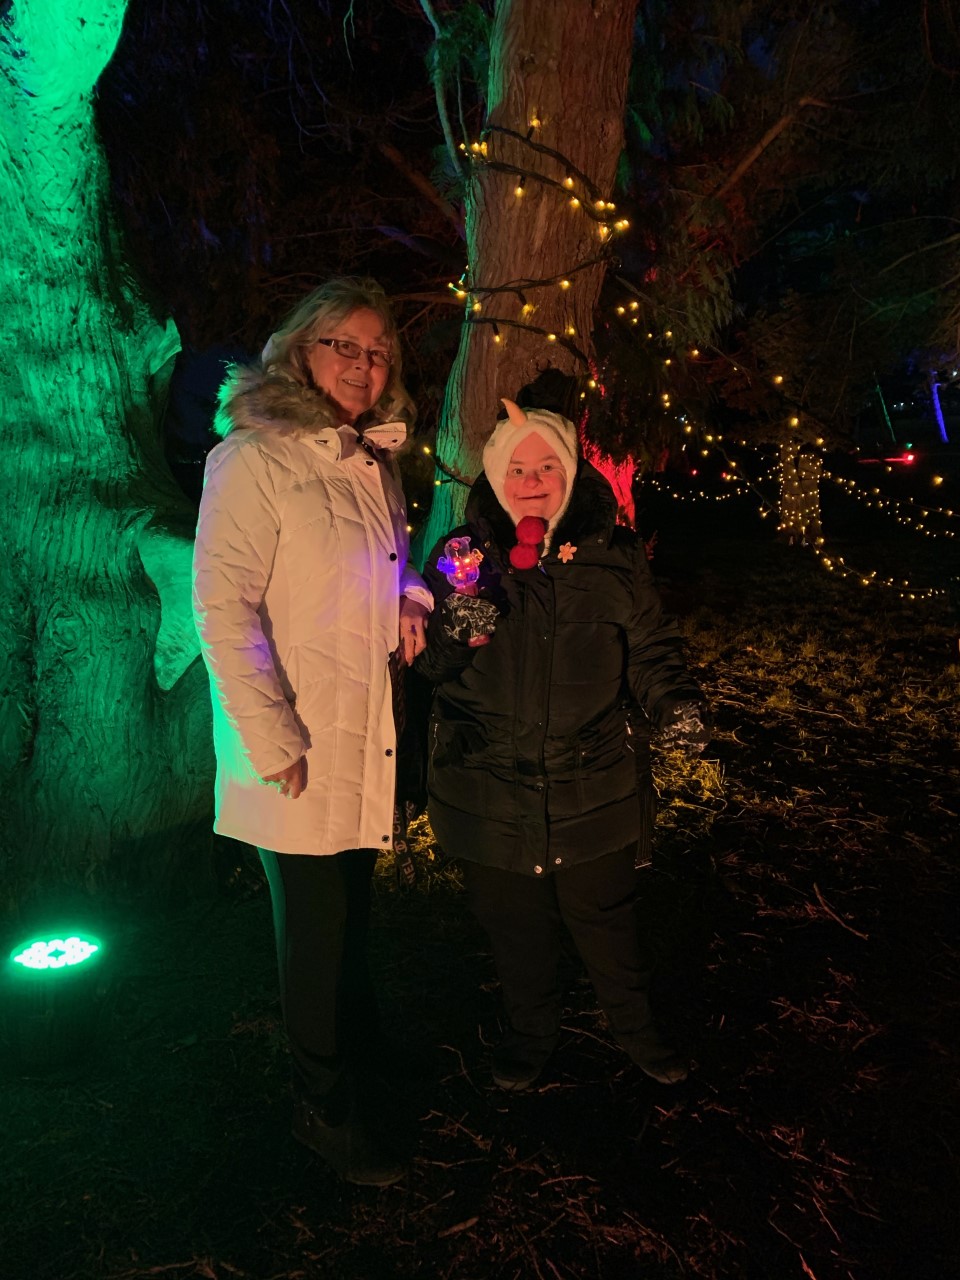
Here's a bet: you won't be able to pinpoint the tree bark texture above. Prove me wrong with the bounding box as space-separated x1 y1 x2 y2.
418 0 639 556
0 2 213 900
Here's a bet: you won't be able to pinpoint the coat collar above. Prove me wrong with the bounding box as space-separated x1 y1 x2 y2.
214 362 408 456
307 421 408 463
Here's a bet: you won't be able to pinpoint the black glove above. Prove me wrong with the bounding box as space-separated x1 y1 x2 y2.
660 699 711 754
442 592 499 644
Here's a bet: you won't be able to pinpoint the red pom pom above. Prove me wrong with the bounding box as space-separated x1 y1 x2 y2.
515 516 547 545
509 542 540 570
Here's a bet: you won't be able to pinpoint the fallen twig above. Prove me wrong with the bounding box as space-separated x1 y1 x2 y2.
813 882 870 940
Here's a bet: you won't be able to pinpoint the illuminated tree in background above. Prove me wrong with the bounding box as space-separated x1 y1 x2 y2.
416 0 639 551
0 1 210 898
408 1 960 551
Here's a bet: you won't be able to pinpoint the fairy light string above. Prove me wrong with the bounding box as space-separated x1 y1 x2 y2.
446 125 632 375
427 127 637 501
438 132 952 604
695 452 950 599
823 471 958 538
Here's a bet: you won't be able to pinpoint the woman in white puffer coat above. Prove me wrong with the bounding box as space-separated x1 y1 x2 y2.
192 278 431 1187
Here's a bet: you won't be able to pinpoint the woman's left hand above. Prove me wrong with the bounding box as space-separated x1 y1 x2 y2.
399 596 429 664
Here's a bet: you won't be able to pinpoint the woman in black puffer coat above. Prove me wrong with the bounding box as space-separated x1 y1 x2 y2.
416 400 710 1091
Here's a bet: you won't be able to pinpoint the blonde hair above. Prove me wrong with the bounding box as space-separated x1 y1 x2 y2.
264 277 415 426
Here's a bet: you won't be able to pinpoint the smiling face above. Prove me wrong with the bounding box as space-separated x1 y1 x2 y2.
502 431 568 522
304 307 391 424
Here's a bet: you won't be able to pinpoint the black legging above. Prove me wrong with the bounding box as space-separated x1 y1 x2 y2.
258 847 379 1109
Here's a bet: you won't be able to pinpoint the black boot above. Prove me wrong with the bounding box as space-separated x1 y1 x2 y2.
291 1095 406 1186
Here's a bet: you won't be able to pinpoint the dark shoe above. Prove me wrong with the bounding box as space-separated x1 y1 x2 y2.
635 1053 689 1085
292 1098 406 1187
491 1029 555 1092
621 1027 690 1084
491 1051 544 1092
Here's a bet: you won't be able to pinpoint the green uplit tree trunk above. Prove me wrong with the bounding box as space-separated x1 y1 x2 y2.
418 0 639 554
0 2 212 902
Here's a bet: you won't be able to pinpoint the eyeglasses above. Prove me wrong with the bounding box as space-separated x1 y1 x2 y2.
315 338 393 368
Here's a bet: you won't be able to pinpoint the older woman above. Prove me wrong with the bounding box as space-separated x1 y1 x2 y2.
193 278 431 1186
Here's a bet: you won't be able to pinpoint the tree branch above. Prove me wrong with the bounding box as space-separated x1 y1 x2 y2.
877 230 960 276
377 141 463 236
418 0 463 176
705 97 831 209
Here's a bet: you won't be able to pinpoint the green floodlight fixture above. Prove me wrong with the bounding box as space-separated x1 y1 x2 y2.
12 935 101 972
3 930 112 1073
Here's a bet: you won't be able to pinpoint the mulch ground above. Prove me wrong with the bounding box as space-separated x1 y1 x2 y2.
3 490 959 1280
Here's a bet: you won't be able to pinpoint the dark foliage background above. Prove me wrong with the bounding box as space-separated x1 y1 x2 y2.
96 1 960 472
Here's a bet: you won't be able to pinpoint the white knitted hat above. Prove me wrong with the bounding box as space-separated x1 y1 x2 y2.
482 399 578 548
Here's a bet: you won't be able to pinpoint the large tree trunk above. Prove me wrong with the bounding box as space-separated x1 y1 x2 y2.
0 2 212 903
418 0 638 555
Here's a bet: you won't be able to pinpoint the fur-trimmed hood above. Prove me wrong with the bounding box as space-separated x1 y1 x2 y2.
214 362 409 440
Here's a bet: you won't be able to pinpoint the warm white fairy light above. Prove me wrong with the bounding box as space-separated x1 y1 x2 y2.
810 543 946 599
642 475 750 505
822 470 958 539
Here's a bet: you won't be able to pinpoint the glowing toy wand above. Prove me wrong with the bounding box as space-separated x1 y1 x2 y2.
437 536 491 647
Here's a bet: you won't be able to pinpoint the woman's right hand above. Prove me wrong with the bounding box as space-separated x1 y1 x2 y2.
262 758 305 799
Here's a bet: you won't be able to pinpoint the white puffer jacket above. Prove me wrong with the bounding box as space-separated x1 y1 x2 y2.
192 367 432 856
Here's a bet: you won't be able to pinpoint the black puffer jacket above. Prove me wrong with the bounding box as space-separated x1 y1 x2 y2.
415 461 702 877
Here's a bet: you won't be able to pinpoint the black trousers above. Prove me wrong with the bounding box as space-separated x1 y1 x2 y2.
463 846 665 1063
258 847 379 1107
